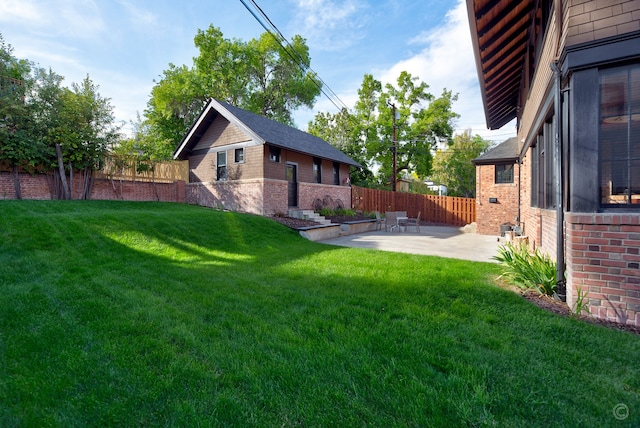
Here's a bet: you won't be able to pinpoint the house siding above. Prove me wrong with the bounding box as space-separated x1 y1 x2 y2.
192 116 250 151
566 0 640 46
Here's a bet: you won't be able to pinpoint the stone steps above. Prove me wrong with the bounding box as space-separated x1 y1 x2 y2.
288 209 332 225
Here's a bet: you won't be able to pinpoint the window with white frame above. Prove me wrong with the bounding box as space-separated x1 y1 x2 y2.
216 151 227 181
234 147 244 163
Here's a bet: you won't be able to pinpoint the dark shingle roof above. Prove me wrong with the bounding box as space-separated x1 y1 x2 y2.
174 99 361 167
473 137 519 165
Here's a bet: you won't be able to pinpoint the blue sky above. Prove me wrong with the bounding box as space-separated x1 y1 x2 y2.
0 0 516 143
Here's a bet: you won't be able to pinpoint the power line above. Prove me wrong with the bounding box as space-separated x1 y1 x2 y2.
238 0 349 114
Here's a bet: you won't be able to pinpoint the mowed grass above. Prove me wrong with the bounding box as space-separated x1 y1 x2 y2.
0 201 638 427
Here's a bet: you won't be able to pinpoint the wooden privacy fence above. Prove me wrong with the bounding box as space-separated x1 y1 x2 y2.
95 160 189 183
352 185 476 227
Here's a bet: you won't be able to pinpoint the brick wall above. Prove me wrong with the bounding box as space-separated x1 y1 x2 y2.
186 178 353 216
298 182 352 211
566 213 640 326
186 179 266 214
475 163 520 235
0 172 186 203
0 172 53 199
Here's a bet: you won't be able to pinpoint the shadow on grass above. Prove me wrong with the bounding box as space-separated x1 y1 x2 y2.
0 201 639 427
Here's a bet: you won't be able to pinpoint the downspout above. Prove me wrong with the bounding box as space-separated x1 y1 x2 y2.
551 61 566 302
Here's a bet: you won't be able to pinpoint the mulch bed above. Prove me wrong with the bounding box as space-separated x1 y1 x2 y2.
521 290 640 336
270 215 640 336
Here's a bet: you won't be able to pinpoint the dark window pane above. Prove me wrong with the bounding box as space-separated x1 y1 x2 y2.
495 164 513 183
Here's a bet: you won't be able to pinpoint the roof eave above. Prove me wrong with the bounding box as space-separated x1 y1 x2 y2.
467 0 494 130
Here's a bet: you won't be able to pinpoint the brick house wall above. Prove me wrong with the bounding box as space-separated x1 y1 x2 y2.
566 213 640 326
470 1 640 327
475 163 520 235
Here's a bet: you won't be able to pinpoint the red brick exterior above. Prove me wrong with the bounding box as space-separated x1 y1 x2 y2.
475 163 520 235
566 213 640 326
185 178 352 216
0 172 186 203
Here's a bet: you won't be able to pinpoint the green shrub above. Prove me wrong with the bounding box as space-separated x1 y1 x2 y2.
318 207 355 217
493 242 557 296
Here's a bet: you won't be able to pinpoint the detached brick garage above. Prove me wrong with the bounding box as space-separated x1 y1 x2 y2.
173 99 360 216
473 137 520 236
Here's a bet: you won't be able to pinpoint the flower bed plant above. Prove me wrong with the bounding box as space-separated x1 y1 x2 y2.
493 242 558 296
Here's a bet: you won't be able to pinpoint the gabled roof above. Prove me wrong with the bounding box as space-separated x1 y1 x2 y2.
473 137 519 165
467 0 535 130
173 98 361 167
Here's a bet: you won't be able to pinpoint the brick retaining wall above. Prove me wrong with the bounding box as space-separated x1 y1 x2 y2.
0 172 185 203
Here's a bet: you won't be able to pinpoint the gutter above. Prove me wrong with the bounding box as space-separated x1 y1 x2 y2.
551 61 566 302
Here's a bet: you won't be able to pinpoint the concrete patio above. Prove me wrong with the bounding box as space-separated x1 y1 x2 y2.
318 225 503 263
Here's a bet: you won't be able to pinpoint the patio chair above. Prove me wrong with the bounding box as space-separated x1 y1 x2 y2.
384 211 399 232
405 211 421 232
396 211 408 232
374 211 383 230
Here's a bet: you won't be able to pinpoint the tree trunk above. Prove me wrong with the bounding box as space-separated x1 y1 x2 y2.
12 165 22 200
82 168 94 200
68 161 73 199
151 167 160 201
55 144 70 200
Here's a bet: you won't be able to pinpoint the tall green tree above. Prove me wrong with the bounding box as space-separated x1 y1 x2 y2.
431 130 491 197
146 25 322 149
307 108 374 186
308 71 459 188
0 34 45 198
30 71 120 199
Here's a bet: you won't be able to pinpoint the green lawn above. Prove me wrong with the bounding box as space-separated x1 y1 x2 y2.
0 201 638 427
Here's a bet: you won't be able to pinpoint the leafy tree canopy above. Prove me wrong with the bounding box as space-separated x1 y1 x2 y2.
308 71 459 188
145 26 322 149
430 130 491 197
1 32 120 199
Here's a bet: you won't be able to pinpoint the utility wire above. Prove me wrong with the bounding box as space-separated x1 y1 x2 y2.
238 0 349 114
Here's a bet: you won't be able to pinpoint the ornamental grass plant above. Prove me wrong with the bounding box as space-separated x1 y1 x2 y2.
493 242 558 296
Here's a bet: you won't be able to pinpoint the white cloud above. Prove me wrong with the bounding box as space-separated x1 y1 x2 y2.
0 0 44 24
376 0 515 142
0 0 106 39
117 0 158 29
291 0 368 51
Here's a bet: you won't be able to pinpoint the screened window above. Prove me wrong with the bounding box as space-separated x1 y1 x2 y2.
234 148 244 163
599 64 640 206
313 158 322 183
530 119 556 209
269 146 281 162
495 164 514 184
333 162 340 185
216 151 227 181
